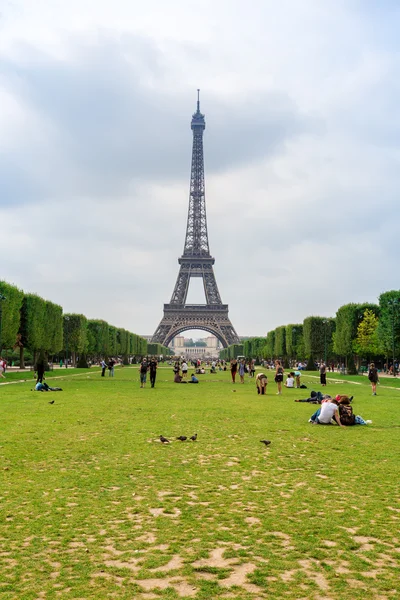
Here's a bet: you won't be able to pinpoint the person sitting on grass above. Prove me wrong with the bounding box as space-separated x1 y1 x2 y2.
309 398 345 426
294 370 301 388
285 373 295 388
338 397 371 425
188 373 199 383
255 373 268 395
174 372 183 383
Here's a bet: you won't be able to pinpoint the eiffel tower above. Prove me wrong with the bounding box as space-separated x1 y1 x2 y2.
151 91 240 348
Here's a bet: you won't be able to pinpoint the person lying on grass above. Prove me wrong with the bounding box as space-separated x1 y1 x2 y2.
33 382 63 392
295 391 353 404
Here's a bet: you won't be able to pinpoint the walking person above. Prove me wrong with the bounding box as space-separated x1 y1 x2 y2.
274 360 284 395
36 359 45 384
149 356 158 388
139 359 148 388
108 358 115 377
0 357 6 379
100 359 107 377
181 361 188 379
239 359 246 384
230 358 238 383
368 362 379 395
320 362 327 387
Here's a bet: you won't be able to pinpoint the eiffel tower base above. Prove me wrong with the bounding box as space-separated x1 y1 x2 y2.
151 304 239 348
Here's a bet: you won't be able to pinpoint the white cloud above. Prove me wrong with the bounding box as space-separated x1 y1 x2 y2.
1 0 400 340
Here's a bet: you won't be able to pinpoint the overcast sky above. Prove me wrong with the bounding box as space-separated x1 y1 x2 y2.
1 0 399 339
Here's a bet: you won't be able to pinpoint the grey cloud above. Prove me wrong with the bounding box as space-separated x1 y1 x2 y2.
1 33 314 207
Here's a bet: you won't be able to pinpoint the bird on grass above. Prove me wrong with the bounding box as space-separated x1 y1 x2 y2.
159 435 170 444
260 440 271 446
48 400 55 405
176 436 187 441
190 433 197 441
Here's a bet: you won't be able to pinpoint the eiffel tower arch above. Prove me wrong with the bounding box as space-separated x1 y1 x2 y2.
152 91 240 349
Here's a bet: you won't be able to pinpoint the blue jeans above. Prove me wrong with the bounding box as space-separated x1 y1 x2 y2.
310 408 321 422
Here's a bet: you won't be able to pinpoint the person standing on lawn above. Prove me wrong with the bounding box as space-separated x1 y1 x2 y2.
100 359 107 377
368 362 379 395
149 357 158 388
0 357 6 379
139 359 148 388
230 358 238 383
320 362 327 387
274 360 284 395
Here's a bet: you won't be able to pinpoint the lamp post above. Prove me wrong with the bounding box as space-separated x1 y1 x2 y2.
322 319 328 365
0 293 6 354
65 316 70 369
388 299 398 377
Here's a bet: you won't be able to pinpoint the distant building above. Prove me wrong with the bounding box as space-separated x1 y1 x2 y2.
169 335 222 359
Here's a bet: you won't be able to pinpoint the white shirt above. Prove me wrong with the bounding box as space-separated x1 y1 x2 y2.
318 402 338 424
182 363 188 371
286 377 294 388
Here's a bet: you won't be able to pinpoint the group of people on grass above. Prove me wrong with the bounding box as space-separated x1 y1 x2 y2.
248 360 303 395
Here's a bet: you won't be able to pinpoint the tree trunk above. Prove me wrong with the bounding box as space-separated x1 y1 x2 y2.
20 346 25 369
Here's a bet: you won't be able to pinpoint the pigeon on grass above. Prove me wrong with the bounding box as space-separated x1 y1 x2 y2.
48 400 55 405
260 440 271 447
159 435 170 444
176 436 187 441
190 433 197 441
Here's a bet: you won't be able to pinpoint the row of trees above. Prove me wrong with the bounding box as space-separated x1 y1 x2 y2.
222 290 400 372
0 280 147 367
219 344 244 360
147 343 171 356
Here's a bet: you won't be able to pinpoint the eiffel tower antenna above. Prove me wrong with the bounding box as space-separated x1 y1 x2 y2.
151 92 240 348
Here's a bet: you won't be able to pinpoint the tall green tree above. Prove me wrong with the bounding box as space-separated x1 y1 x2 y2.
274 326 286 359
285 324 304 360
19 294 47 362
377 291 400 367
0 281 24 351
64 314 88 366
333 303 379 359
264 331 275 359
303 316 335 363
353 308 382 360
45 301 63 355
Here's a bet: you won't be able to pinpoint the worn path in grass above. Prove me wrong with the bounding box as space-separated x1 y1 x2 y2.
0 367 399 599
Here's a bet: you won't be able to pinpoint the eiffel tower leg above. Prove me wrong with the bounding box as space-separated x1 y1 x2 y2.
170 267 190 305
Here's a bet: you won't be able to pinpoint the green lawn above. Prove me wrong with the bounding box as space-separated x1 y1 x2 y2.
0 366 399 599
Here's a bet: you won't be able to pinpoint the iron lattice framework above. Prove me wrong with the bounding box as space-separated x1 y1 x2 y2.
152 91 240 348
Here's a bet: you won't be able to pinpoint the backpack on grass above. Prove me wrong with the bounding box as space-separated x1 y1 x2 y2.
339 404 355 426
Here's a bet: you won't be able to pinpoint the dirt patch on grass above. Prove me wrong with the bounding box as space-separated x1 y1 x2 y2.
220 562 261 593
104 559 139 571
136 577 196 597
137 533 157 544
192 547 234 568
245 516 261 526
298 559 330 591
149 507 181 518
152 555 183 572
323 540 337 547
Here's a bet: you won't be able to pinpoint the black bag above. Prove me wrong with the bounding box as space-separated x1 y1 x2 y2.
300 384 307 389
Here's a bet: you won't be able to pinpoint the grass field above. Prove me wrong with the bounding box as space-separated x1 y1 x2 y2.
0 366 399 599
